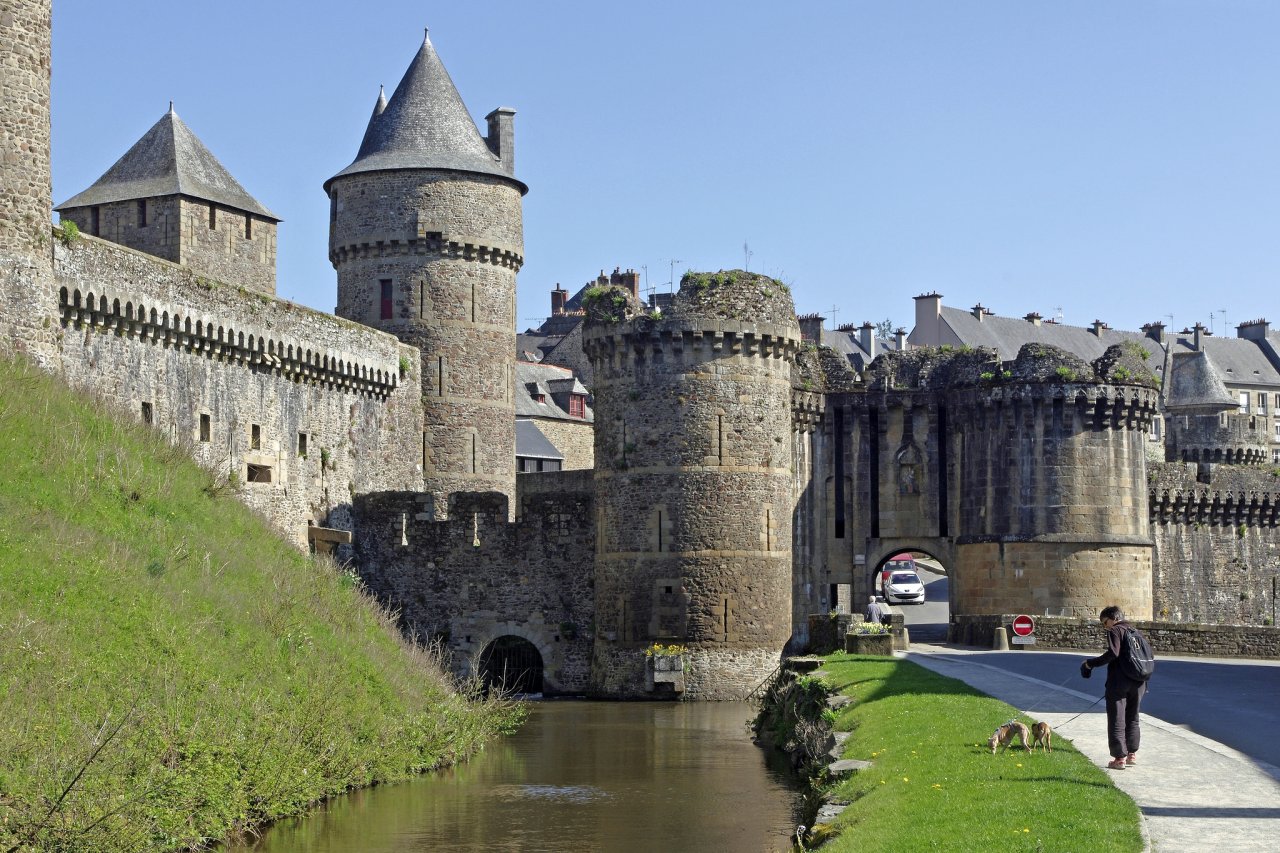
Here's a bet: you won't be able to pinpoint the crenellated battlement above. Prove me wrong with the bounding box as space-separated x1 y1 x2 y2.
328 232 523 271
582 318 802 380
791 390 825 431
1151 487 1280 527
58 284 400 399
947 382 1159 433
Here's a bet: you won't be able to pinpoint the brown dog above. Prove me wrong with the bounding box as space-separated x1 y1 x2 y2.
1031 721 1053 753
988 720 1032 754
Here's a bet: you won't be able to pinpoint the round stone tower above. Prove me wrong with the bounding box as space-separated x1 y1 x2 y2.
947 344 1160 620
326 30 525 517
583 271 802 699
0 0 54 354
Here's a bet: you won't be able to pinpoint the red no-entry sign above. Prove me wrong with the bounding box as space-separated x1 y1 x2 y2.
1011 615 1035 637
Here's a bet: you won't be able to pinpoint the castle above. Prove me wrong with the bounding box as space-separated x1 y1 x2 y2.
3 1 1277 700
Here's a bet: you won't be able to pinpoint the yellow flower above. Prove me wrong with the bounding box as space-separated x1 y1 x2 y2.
1016 763 1022 767
879 780 886 785
1023 829 1030 833
902 777 909 783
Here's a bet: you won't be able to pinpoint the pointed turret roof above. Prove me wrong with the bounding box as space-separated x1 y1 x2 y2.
56 106 279 220
1165 350 1239 413
325 30 525 193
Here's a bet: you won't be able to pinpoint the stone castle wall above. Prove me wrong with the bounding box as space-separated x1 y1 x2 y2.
789 390 831 649
350 475 597 694
51 234 424 547
1166 411 1271 465
0 0 55 360
949 383 1158 619
1150 462 1280 624
951 613 1279 659
585 291 801 699
60 197 277 296
330 171 523 518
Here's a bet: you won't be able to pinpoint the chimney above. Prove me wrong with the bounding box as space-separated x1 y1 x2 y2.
859 321 876 360
1237 318 1269 341
1142 321 1166 344
610 266 639 300
1193 322 1206 351
551 284 567 316
1089 319 1109 337
912 291 943 346
797 313 825 343
895 327 908 351
1024 312 1042 327
484 107 516 174
971 303 986 322
596 270 608 287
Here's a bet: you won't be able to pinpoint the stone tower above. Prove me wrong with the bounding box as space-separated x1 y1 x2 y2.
947 345 1159 620
56 106 280 295
583 271 802 699
326 30 526 517
0 0 55 356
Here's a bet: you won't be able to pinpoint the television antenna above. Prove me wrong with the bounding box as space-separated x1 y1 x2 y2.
743 242 753 272
665 258 682 292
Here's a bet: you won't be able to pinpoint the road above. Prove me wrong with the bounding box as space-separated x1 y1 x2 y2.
883 562 1280 770
893 563 949 642
961 647 1280 771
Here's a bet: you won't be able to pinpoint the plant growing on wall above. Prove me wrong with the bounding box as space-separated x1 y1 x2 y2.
57 220 80 246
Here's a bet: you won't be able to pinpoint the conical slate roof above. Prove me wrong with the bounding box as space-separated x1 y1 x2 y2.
325 30 525 193
1165 350 1238 413
56 106 279 220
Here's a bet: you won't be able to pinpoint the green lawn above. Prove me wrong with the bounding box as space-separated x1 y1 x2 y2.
0 355 521 851
806 654 1142 852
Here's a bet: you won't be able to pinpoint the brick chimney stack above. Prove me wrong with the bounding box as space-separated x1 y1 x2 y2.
551 284 567 316
609 266 640 300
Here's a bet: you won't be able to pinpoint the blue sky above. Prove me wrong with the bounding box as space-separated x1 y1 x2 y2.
51 1 1280 337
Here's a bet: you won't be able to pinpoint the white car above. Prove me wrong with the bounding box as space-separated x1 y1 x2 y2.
884 571 925 605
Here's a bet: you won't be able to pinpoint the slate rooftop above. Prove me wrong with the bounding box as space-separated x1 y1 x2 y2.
56 106 278 220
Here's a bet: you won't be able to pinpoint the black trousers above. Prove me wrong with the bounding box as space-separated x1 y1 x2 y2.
1105 681 1146 758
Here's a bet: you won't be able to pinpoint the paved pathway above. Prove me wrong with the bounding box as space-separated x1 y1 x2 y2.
906 642 1280 852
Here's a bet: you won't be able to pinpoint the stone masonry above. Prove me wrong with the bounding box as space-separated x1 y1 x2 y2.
5 1 1280 705
583 272 802 699
52 233 424 548
0 0 56 360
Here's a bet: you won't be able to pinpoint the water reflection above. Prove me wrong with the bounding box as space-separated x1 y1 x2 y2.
230 701 800 853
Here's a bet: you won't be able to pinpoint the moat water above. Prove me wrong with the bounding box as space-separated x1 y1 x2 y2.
229 700 802 853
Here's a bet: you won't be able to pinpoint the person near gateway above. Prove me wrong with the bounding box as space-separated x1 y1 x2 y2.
1080 605 1150 770
865 595 889 625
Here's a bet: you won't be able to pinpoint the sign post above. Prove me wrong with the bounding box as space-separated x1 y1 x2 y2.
1010 614 1036 645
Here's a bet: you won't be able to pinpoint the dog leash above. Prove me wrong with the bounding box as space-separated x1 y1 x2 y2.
1015 670 1105 731
1050 694 1105 731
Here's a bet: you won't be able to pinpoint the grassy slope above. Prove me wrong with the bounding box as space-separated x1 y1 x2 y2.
0 355 519 851
806 654 1142 852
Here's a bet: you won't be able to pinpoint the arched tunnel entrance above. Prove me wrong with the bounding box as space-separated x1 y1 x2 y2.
478 635 545 695
869 550 951 643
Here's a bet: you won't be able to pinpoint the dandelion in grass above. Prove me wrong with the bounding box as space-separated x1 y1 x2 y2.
903 777 909 783
1016 763 1023 768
